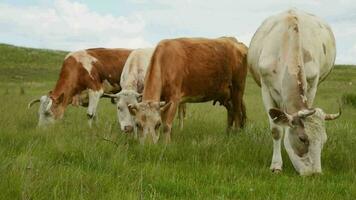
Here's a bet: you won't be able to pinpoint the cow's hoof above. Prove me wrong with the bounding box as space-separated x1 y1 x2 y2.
271 168 282 174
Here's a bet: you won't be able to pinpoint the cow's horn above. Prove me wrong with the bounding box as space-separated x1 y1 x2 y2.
297 109 316 118
324 104 342 121
101 93 118 98
28 99 40 109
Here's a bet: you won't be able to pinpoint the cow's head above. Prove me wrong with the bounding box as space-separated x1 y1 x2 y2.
269 107 341 175
28 92 65 127
128 101 171 144
104 90 142 133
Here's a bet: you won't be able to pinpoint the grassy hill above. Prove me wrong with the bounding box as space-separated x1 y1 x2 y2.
0 44 67 83
0 43 356 199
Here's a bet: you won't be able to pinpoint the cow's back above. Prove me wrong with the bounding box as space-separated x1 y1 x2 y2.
57 48 132 106
144 37 247 102
248 9 336 87
86 48 132 87
120 48 155 92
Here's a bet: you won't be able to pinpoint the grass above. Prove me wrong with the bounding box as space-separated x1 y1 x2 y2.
342 93 356 108
0 43 356 199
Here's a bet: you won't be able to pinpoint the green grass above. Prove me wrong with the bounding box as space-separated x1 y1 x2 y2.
342 93 356 108
1 44 356 199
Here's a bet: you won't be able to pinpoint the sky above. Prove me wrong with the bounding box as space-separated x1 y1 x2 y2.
0 0 355 64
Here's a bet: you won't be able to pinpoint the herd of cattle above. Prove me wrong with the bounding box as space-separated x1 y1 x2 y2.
28 9 342 175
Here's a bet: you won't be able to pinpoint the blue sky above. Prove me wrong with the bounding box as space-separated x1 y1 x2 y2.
0 0 355 64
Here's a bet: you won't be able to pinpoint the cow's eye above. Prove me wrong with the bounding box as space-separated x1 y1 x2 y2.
299 136 308 144
117 106 122 111
155 122 161 130
136 122 142 129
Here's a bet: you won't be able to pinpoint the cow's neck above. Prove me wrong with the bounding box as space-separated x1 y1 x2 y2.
51 72 76 108
142 59 162 102
281 18 308 113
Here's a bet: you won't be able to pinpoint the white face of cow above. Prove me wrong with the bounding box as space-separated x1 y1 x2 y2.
113 90 142 133
269 108 340 175
28 93 65 128
37 95 55 127
128 101 170 144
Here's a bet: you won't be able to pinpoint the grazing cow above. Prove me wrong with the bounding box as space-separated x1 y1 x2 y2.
128 37 248 144
248 9 341 175
104 48 187 134
28 48 132 127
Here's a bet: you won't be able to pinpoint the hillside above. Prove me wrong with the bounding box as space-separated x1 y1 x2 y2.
0 43 355 83
0 44 68 83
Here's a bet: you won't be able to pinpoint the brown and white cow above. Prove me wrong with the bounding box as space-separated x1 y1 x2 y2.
128 37 248 144
28 48 132 127
248 9 341 175
104 48 187 134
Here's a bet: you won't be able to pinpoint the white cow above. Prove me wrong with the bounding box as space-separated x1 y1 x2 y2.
248 9 341 175
105 48 186 134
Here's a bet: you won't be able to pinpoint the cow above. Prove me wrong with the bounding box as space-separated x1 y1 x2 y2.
103 48 187 134
248 9 341 175
127 37 248 144
28 48 132 127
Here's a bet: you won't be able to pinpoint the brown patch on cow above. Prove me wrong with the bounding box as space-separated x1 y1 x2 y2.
293 25 299 33
296 65 307 107
322 43 326 55
141 114 147 122
303 48 313 63
271 127 281 140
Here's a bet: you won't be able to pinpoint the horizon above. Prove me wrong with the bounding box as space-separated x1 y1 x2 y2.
0 0 355 64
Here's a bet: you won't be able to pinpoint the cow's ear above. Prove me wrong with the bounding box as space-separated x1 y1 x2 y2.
128 104 138 116
269 108 292 126
160 101 172 112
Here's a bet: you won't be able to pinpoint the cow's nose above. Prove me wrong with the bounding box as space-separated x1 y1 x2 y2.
124 125 133 133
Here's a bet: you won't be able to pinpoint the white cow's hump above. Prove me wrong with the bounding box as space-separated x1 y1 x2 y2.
120 48 155 90
248 9 336 83
64 50 98 78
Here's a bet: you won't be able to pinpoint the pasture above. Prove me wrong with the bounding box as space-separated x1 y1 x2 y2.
0 43 356 199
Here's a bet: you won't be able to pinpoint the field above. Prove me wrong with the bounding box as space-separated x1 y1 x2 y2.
0 43 356 199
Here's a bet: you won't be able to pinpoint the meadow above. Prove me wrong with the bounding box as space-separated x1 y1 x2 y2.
0 43 356 199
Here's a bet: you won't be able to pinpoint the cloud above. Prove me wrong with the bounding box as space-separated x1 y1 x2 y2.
0 0 355 64
0 0 151 50
130 0 356 64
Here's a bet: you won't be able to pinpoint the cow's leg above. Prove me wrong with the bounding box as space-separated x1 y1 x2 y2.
87 89 103 127
261 85 283 173
177 103 186 130
225 102 234 134
232 90 246 130
270 123 284 173
161 101 178 144
241 99 247 127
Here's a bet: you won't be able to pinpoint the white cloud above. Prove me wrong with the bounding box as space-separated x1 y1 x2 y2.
0 0 355 64
131 0 356 64
0 0 151 51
